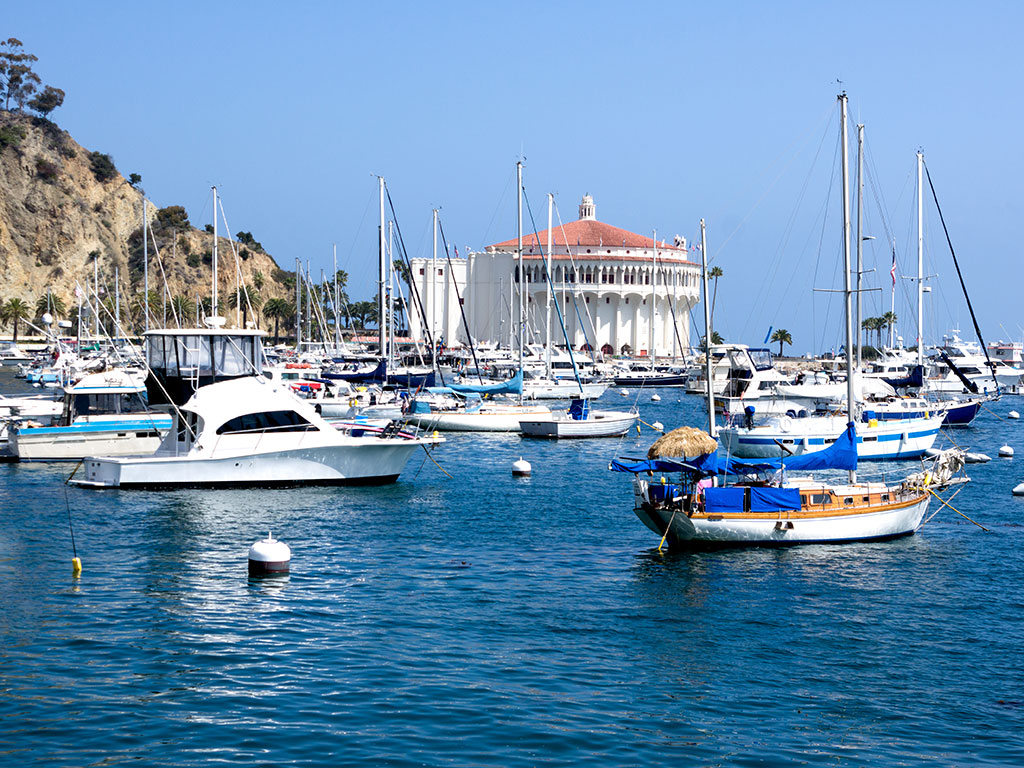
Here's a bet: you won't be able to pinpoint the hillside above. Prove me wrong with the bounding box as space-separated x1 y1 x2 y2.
0 110 293 333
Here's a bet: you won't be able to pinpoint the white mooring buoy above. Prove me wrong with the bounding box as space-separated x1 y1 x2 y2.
248 532 291 575
999 445 1014 458
620 389 629 397
512 457 532 477
652 421 664 432
1012 482 1024 497
1009 410 1020 420
651 393 661 401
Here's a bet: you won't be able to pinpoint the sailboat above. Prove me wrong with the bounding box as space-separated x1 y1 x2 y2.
612 95 966 548
402 163 555 432
717 118 944 461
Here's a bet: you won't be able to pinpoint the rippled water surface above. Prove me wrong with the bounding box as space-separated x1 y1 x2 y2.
2 371 1023 766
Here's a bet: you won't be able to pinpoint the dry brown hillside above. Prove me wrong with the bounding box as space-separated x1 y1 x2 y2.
0 110 293 332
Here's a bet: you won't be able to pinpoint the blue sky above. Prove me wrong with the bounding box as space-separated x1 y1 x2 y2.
7 1 1021 352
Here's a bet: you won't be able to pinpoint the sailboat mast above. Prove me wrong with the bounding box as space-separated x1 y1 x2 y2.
700 219 715 437
378 176 387 359
650 230 657 362
388 221 395 368
890 239 897 348
211 186 218 318
916 151 925 368
516 161 524 404
143 198 149 333
856 123 864 370
840 93 856 484
546 193 553 379
295 258 302 351
431 208 437 351
333 244 340 350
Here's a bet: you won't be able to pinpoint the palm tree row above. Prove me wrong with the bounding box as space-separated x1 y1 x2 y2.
861 312 898 349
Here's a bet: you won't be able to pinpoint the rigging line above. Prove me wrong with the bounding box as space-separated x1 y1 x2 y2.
384 184 445 385
147 226 180 328
436 216 485 383
552 203 600 361
813 121 843 357
523 190 584 394
925 161 998 389
709 101 838 263
740 106 837 341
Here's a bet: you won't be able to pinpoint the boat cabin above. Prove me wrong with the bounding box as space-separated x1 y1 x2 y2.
145 328 266 407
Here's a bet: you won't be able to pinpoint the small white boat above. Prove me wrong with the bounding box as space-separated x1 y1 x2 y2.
520 398 637 438
406 390 553 432
11 369 170 461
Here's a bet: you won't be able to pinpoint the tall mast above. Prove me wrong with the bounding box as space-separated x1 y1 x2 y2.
378 176 386 359
388 221 395 367
856 123 864 370
650 230 657 362
431 208 438 350
333 244 340 349
516 161 524 404
114 267 120 342
840 93 856 484
295 257 302 350
143 198 149 332
700 219 715 437
211 186 218 319
890 239 897 348
546 193 553 379
916 151 925 368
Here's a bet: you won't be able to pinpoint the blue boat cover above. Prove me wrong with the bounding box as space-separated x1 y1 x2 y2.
705 487 745 513
610 422 858 476
449 369 523 396
750 487 801 512
568 398 590 420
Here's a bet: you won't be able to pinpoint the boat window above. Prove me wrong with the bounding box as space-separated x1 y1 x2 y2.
844 497 854 505
216 410 316 435
881 494 889 501
862 496 869 502
809 493 830 505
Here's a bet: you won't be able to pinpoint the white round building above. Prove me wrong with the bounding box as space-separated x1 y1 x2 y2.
408 195 701 358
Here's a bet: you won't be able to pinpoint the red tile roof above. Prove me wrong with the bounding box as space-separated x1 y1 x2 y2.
490 218 685 252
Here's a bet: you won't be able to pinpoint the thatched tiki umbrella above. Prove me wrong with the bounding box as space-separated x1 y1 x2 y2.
647 426 718 459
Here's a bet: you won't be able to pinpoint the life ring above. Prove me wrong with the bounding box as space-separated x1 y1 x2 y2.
779 416 792 433
348 398 358 408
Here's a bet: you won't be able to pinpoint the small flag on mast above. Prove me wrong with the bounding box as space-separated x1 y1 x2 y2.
890 251 897 285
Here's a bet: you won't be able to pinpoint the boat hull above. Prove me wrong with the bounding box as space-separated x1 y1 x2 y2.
74 438 428 488
406 406 553 432
12 418 170 461
635 495 929 548
520 411 637 438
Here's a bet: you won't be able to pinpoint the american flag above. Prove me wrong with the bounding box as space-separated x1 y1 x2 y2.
890 253 897 285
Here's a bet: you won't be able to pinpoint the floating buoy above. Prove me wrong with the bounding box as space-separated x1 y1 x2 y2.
72 556 82 576
965 452 991 463
1009 411 1020 420
651 394 661 401
652 421 664 432
1013 482 1024 496
512 457 531 477
248 532 291 575
620 389 629 396
999 445 1014 458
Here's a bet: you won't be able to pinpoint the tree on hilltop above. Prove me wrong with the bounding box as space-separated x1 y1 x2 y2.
0 38 40 111
28 85 63 118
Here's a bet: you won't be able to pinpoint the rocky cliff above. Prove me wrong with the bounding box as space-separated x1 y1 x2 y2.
0 110 292 330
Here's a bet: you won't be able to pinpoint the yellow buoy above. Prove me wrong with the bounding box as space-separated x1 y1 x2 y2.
72 557 82 576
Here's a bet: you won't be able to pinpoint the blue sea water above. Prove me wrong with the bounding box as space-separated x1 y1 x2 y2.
1 371 1023 766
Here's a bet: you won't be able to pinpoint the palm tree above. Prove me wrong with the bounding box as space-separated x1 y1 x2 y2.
227 285 262 328
262 298 293 344
170 295 195 325
770 328 793 357
708 265 724 325
35 293 67 321
881 311 897 348
2 298 33 343
251 270 265 291
698 331 724 353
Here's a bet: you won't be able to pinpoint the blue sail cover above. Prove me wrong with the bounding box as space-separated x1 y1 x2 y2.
610 422 858 476
448 369 523 396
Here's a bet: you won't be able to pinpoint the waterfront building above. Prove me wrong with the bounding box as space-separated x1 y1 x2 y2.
408 196 701 357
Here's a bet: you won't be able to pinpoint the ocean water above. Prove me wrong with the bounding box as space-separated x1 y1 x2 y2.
1 371 1023 766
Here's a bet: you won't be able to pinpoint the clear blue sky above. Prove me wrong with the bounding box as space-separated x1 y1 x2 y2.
7 1 1022 353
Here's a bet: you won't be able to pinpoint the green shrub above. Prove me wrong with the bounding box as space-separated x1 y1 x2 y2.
0 123 26 149
88 151 118 182
187 253 201 268
35 156 59 182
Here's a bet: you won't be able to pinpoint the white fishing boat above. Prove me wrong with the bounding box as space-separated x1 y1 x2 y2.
73 314 440 487
74 375 437 488
10 369 170 461
520 397 637 438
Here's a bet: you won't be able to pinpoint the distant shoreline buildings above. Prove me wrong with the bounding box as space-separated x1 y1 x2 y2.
408 196 701 357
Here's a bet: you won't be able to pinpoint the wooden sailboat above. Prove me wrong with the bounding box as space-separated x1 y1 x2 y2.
612 95 966 548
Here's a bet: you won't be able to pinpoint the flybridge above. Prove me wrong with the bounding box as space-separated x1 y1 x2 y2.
144 328 267 407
